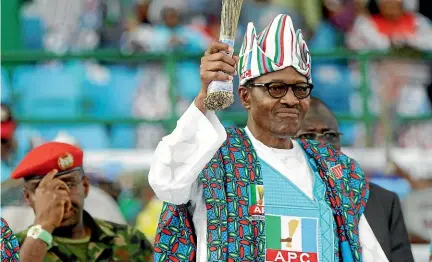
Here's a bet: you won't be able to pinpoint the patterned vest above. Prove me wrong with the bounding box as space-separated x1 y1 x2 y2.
154 127 369 262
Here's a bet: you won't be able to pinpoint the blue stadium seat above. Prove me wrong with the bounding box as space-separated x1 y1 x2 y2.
176 62 201 101
81 64 113 117
311 64 357 145
111 125 136 148
36 124 110 150
82 66 139 118
20 11 44 49
13 124 40 162
13 65 83 119
311 64 353 113
1 68 12 104
106 66 139 117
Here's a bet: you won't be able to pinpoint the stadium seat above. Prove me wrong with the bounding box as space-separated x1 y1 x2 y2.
13 124 44 162
176 62 201 101
106 66 140 117
81 64 113 117
20 7 44 49
111 125 137 149
13 65 83 119
36 124 110 150
82 65 139 118
1 68 12 104
311 64 354 113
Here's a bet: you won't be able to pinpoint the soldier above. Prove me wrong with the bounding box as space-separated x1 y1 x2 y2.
12 142 152 262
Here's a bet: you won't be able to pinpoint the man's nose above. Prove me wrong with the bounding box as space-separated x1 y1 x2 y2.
279 88 299 106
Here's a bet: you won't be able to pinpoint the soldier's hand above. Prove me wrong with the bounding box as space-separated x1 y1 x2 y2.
33 169 72 233
195 41 239 113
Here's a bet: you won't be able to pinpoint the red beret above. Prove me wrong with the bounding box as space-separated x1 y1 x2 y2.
11 142 83 180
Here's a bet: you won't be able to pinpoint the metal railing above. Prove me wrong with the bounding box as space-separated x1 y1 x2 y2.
2 49 431 146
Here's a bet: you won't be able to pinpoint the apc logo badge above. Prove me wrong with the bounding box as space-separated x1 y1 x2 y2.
265 215 318 262
249 184 264 220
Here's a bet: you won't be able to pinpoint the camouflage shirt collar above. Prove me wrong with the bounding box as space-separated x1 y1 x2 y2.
49 211 116 248
83 211 116 242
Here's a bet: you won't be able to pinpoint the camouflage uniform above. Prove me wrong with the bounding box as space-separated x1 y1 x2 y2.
16 212 153 262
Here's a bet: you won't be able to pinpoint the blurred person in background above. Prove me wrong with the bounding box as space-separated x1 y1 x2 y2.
148 3 210 52
297 97 414 261
347 0 432 51
134 174 163 241
132 1 210 150
1 218 20 261
273 0 322 34
1 104 18 182
346 0 432 147
388 160 432 244
151 14 387 262
309 0 369 52
12 142 152 262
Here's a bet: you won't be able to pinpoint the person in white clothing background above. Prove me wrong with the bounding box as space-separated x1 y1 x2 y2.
149 14 389 262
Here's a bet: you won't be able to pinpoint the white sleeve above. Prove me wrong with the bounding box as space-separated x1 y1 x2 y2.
148 102 227 205
359 214 389 262
346 15 390 51
407 14 432 51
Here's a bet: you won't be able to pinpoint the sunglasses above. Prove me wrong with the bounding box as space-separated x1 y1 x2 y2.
247 82 313 99
296 131 343 144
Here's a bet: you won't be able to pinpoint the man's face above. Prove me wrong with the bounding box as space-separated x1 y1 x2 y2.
24 170 89 228
239 67 310 138
378 0 404 20
163 8 180 28
1 138 16 161
297 113 341 150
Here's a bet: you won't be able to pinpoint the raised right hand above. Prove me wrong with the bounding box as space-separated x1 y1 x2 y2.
195 41 239 113
33 169 72 233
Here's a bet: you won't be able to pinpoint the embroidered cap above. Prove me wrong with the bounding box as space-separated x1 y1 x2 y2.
237 14 312 86
11 142 83 180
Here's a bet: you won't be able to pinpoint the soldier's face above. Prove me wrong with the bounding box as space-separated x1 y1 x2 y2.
25 170 90 229
56 171 90 228
239 67 310 138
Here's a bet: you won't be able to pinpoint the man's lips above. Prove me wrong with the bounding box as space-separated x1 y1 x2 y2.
275 109 300 118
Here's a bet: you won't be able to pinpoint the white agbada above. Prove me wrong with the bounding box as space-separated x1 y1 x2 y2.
149 102 389 262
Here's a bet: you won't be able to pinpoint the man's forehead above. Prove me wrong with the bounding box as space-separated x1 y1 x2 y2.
301 115 338 131
253 67 307 83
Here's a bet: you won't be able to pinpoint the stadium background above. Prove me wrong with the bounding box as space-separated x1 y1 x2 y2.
1 0 431 260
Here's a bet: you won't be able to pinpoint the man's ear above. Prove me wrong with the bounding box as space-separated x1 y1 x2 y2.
238 86 251 110
23 188 34 208
82 176 90 198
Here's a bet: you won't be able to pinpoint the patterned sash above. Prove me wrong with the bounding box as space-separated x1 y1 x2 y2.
153 127 369 261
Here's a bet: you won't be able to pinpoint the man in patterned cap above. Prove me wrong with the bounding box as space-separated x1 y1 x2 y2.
150 14 388 261
12 142 152 262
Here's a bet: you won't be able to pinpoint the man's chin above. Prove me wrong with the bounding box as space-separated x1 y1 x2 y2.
58 214 79 228
272 126 299 138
